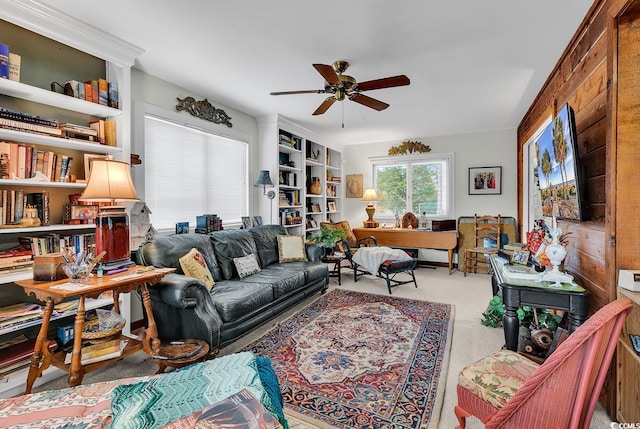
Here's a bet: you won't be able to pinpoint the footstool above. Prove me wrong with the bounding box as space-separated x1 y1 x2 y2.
152 339 210 374
377 258 418 294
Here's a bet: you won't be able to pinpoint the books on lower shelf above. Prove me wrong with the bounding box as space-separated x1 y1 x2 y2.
162 388 283 429
65 339 127 365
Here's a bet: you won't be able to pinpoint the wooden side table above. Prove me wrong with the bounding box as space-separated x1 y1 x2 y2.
16 265 174 393
322 254 348 285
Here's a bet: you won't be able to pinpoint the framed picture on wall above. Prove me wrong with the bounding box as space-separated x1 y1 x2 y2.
468 166 502 195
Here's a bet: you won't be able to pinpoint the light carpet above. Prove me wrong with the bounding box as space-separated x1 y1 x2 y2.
241 288 454 429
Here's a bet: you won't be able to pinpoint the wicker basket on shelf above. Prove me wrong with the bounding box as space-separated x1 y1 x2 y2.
82 318 125 342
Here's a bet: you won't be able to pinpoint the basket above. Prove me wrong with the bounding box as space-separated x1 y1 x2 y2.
82 318 125 342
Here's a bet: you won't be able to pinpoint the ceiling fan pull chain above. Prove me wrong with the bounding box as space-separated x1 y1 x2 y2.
342 102 345 129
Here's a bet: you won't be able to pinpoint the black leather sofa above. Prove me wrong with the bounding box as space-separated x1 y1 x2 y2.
136 225 329 354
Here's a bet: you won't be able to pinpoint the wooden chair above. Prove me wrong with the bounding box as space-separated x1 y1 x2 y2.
463 214 502 276
454 298 632 429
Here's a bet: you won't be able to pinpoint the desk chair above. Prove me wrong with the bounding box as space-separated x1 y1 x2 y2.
463 214 502 277
454 298 632 429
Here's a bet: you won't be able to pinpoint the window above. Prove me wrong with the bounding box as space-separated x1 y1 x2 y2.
144 115 248 231
371 153 453 219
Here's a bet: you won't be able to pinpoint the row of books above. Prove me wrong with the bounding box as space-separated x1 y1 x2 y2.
19 231 96 258
0 244 33 272
64 78 119 109
0 43 20 82
195 214 223 234
0 141 74 182
0 190 49 226
0 336 56 380
0 107 58 128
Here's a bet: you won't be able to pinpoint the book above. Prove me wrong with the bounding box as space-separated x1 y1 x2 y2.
8 52 20 82
83 82 92 101
81 338 121 361
0 303 40 320
162 388 283 429
98 79 109 106
104 119 117 146
108 81 119 108
64 339 127 365
85 79 99 103
0 44 8 79
0 141 10 179
89 119 106 144
0 117 62 136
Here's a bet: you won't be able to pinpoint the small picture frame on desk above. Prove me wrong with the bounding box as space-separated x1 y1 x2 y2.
511 249 530 265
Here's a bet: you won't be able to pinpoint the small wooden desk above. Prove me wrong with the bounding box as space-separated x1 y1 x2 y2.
16 265 174 393
353 227 458 274
489 255 589 351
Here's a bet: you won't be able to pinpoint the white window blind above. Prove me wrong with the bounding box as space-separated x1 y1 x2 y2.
144 115 248 230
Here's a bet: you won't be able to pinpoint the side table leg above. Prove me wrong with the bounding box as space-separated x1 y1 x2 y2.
503 304 519 351
68 296 86 387
25 298 55 394
448 249 453 274
140 283 161 356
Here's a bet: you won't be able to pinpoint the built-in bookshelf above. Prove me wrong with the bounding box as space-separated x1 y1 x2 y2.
257 115 343 239
0 0 142 396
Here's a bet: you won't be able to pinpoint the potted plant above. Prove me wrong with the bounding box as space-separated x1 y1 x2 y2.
308 227 347 255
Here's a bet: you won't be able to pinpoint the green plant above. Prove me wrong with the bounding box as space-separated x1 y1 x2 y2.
480 296 562 331
308 227 347 249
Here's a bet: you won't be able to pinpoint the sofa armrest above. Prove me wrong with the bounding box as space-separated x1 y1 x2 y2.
305 243 324 262
149 273 223 352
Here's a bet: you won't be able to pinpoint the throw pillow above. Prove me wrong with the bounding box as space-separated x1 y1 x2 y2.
179 248 215 291
277 235 307 262
233 253 261 278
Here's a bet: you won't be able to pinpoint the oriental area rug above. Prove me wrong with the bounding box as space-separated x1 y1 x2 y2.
242 289 454 429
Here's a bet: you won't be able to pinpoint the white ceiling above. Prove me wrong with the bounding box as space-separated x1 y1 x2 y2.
39 0 593 145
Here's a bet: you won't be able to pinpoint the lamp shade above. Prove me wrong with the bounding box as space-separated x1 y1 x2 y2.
79 159 140 203
362 188 378 202
254 170 274 188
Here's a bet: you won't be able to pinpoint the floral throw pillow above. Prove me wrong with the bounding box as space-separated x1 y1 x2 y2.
277 235 307 262
179 248 215 291
233 254 261 279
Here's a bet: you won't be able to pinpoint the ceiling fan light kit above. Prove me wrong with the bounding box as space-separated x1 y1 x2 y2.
271 60 410 116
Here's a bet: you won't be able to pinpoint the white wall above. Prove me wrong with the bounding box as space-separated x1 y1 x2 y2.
343 128 518 262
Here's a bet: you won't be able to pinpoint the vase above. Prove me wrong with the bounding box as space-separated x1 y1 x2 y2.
537 227 573 287
310 177 321 195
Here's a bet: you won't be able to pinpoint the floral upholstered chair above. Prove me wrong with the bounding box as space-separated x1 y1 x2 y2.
454 298 632 429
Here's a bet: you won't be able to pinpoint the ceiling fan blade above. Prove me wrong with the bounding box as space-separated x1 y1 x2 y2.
313 64 341 86
350 93 389 111
312 97 337 115
357 75 410 91
270 89 326 96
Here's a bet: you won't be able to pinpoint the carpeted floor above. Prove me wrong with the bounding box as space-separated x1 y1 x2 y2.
32 265 613 428
240 288 453 429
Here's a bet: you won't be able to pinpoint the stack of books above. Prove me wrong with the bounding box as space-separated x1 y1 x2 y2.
195 214 222 233
0 303 42 331
0 107 61 137
0 246 33 275
65 339 127 366
0 335 56 379
60 123 98 143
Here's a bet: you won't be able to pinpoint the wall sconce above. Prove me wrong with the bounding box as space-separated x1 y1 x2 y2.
255 170 275 224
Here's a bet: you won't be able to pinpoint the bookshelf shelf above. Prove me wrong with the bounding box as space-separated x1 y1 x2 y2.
0 78 122 118
0 128 122 155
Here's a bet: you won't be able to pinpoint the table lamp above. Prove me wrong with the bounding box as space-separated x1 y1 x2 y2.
79 159 140 269
254 170 275 224
362 188 380 228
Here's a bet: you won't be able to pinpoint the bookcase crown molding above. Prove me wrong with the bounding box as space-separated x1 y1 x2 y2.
0 0 144 67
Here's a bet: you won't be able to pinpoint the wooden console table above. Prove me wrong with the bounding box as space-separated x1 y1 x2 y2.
353 227 458 274
489 255 589 351
16 266 174 393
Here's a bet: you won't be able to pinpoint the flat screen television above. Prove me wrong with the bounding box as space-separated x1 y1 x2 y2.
533 103 584 221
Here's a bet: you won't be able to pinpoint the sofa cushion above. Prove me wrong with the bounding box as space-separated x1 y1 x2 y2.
277 234 307 262
210 229 258 279
179 248 215 290
241 266 307 299
269 261 329 285
137 233 222 281
210 281 274 322
233 254 261 279
249 224 287 267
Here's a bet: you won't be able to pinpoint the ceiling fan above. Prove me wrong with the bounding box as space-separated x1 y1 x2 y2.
270 60 410 115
